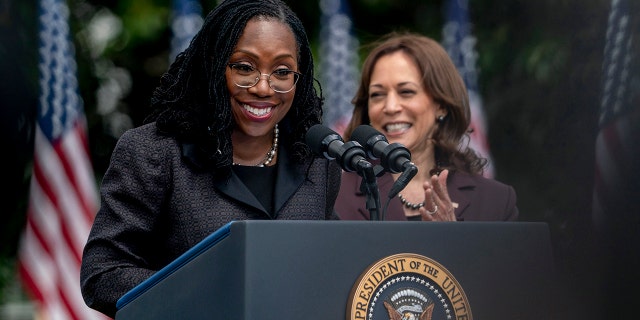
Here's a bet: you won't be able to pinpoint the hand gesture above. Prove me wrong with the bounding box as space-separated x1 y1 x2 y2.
419 169 457 221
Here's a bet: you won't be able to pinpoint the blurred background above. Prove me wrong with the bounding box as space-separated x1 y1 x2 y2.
1 0 638 319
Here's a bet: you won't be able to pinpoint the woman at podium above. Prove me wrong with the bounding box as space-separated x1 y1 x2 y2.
80 0 341 318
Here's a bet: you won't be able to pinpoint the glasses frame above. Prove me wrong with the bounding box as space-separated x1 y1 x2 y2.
227 63 302 94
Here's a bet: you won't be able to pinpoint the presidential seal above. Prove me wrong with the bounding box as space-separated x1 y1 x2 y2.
346 253 472 320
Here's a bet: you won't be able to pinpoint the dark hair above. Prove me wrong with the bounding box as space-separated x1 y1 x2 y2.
145 0 323 173
345 32 486 175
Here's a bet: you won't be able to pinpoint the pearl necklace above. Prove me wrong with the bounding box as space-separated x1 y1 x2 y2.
233 124 279 167
398 193 424 210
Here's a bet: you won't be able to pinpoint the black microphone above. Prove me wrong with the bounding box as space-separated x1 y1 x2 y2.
350 124 414 174
351 125 418 200
305 124 371 173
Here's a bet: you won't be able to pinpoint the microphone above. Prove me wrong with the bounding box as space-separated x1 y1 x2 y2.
350 125 414 174
305 124 371 173
350 125 418 200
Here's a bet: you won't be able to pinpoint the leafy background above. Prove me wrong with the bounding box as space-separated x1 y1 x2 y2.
1 0 638 318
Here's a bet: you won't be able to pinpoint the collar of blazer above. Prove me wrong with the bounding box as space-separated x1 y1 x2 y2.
214 145 308 214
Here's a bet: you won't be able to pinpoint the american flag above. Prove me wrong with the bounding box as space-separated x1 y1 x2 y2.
592 0 639 230
442 0 495 178
318 0 360 136
17 0 106 319
169 0 203 63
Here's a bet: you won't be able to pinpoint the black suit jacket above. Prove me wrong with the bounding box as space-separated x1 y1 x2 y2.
80 122 342 317
335 169 518 221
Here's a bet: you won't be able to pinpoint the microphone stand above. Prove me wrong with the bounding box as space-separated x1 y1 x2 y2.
357 163 384 221
385 164 418 220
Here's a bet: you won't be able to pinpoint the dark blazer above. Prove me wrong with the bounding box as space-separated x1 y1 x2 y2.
80 122 342 318
335 169 518 221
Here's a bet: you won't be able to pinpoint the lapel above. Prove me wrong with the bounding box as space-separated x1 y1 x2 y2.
215 169 264 212
214 145 306 214
273 146 306 212
447 171 475 217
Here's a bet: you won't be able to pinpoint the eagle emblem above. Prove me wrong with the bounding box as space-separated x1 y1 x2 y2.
383 288 434 320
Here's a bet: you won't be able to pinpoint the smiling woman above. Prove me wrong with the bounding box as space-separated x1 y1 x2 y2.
226 17 298 151
335 32 519 223
78 0 342 318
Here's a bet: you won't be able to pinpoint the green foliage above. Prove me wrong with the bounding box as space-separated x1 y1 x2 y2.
118 0 170 44
524 40 568 83
0 257 17 304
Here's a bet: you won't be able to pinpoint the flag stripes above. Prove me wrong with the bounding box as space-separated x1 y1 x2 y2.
18 0 106 318
592 0 635 227
19 124 103 320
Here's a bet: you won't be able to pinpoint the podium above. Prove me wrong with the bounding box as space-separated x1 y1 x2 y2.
115 220 557 319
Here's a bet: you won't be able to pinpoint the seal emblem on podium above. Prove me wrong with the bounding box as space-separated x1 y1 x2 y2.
347 253 472 320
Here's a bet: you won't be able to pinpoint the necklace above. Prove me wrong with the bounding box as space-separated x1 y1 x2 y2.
398 193 424 210
233 124 279 167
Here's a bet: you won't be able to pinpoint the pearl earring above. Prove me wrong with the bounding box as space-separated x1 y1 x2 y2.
437 115 445 122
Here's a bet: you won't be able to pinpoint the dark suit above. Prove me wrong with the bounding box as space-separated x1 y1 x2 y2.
80 122 342 317
336 170 518 221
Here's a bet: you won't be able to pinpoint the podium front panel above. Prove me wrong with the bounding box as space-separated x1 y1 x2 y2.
116 221 556 320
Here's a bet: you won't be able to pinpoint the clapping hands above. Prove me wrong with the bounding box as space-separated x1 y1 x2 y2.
419 169 457 221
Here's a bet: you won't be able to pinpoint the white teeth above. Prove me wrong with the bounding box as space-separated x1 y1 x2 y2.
385 123 410 133
242 104 272 116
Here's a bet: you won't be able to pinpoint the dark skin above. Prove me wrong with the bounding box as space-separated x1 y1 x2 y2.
226 17 297 166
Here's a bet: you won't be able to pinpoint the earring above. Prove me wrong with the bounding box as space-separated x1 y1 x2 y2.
437 115 445 123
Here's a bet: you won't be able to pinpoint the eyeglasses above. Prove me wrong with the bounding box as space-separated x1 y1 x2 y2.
228 63 301 93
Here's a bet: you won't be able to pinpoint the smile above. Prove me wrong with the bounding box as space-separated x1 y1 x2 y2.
242 104 273 117
385 123 411 133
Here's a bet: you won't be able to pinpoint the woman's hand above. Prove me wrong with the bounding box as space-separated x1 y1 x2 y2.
419 169 457 221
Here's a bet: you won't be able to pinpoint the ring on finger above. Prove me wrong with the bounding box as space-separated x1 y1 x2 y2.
425 204 438 215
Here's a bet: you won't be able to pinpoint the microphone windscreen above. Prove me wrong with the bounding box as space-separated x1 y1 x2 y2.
351 124 386 146
305 124 339 155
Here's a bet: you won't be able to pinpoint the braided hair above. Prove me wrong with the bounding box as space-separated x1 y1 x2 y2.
145 0 323 175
